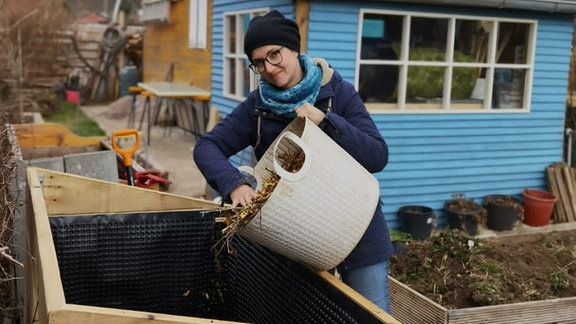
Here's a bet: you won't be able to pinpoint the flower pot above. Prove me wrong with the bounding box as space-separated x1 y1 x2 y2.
398 205 434 240
522 189 557 227
483 195 521 231
444 199 486 236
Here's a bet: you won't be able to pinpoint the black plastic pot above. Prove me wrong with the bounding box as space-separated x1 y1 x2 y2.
484 195 521 231
399 205 434 240
444 199 486 236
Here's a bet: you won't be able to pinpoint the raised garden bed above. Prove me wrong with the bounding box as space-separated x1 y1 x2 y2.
25 167 398 324
389 225 576 324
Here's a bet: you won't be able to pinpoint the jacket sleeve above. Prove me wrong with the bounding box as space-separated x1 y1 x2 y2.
321 80 388 173
193 98 258 199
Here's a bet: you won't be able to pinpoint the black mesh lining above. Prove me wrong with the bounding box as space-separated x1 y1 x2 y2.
49 211 383 323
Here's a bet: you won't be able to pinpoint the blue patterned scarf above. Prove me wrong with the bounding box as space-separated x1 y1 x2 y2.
259 55 322 118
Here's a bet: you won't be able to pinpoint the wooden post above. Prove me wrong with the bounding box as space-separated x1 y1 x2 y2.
294 0 310 54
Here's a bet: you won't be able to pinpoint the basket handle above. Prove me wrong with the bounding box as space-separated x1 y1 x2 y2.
272 131 312 181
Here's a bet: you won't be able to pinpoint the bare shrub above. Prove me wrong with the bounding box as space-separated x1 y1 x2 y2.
0 0 72 123
0 119 21 322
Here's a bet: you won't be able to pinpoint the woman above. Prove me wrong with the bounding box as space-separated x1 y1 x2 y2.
193 10 394 313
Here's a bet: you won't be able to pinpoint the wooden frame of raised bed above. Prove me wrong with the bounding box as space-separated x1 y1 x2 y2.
25 167 399 324
389 223 576 324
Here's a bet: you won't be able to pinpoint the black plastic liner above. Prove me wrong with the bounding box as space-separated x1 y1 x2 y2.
50 211 383 323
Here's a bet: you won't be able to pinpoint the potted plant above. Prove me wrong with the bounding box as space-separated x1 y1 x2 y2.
444 194 486 236
483 194 523 231
390 229 412 255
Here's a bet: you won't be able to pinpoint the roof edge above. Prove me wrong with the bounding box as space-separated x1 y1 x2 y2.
379 0 576 14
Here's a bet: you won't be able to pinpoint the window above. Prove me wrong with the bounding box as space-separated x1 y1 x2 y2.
357 10 536 112
140 0 172 24
223 9 267 100
189 0 207 49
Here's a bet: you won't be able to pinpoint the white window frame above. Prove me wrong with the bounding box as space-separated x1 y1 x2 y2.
189 0 207 49
223 9 268 101
356 9 537 114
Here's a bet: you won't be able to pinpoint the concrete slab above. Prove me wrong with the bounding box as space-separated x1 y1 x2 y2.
64 150 119 183
20 156 65 172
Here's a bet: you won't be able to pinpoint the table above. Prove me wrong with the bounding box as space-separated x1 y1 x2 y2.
137 81 211 143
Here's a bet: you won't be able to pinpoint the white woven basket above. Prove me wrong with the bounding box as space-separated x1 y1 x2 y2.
240 118 380 271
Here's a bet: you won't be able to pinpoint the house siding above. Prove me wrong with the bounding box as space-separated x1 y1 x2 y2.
211 1 573 230
142 0 212 89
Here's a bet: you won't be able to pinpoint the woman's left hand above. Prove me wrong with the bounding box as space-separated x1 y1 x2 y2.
294 103 325 125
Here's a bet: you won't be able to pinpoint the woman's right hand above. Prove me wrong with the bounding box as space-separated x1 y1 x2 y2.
230 184 258 207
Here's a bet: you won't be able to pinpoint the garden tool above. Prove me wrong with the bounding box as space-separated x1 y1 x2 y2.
134 169 172 190
111 129 140 186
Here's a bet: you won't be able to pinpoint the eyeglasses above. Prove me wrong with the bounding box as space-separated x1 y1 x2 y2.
249 47 284 74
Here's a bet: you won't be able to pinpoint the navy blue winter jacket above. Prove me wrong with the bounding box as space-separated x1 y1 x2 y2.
193 66 393 273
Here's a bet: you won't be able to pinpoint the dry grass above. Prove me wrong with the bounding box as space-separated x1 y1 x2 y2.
0 119 21 322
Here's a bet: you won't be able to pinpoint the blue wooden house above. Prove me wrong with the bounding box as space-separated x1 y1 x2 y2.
209 0 576 229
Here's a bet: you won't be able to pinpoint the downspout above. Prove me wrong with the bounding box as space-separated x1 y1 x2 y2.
111 0 122 25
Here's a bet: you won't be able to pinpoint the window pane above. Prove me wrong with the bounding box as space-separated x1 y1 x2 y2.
359 65 399 102
451 67 477 100
361 13 402 60
229 59 236 94
454 19 492 63
241 14 251 57
409 17 448 61
407 66 445 102
493 68 525 108
242 59 250 97
226 15 236 54
497 22 529 64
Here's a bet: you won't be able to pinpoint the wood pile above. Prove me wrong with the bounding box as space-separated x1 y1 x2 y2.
546 162 576 222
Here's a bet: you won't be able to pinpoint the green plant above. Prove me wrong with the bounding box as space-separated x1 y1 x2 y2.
549 267 570 292
44 101 106 137
405 47 476 100
390 229 412 241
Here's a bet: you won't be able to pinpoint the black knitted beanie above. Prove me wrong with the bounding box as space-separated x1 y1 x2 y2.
244 10 300 60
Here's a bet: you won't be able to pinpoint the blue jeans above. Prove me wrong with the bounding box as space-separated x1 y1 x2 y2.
341 261 391 313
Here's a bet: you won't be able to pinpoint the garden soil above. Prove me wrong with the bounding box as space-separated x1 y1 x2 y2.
389 227 576 310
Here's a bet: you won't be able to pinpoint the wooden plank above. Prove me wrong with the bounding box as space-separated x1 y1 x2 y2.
12 123 105 148
26 168 67 318
553 166 572 222
317 271 401 324
561 165 576 222
24 185 48 324
546 166 567 222
389 277 447 324
448 297 576 324
570 167 576 222
51 304 246 324
30 168 219 216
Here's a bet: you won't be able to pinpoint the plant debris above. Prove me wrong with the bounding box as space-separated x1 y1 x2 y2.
212 147 306 255
213 172 281 255
390 229 576 309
